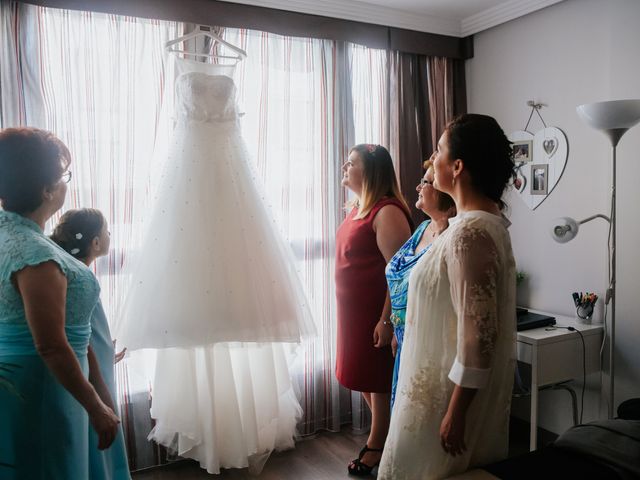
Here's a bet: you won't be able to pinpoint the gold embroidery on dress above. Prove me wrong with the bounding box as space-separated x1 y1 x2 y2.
400 363 448 433
467 279 497 355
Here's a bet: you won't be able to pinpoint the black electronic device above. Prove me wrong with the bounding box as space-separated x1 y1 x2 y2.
516 312 556 331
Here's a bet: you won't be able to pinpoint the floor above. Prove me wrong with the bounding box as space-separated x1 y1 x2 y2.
132 429 369 480
132 418 557 479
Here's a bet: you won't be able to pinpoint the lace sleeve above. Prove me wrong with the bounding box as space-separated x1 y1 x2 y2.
0 233 68 283
446 224 500 389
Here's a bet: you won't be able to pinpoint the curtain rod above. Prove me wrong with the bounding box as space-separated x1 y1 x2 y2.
18 0 473 59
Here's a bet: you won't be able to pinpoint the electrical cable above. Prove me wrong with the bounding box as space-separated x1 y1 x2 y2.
554 325 587 424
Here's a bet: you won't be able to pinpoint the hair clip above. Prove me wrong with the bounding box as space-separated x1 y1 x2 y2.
75 233 83 240
366 144 377 153
70 248 80 255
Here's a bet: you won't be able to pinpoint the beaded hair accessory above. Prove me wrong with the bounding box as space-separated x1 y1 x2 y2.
70 233 84 255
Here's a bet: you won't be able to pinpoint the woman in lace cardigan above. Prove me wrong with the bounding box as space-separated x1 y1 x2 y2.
379 114 517 479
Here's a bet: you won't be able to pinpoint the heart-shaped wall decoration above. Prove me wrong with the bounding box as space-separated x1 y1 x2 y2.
509 127 568 210
543 137 558 157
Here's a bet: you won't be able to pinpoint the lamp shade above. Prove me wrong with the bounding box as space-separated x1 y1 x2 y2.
551 217 579 243
577 99 640 146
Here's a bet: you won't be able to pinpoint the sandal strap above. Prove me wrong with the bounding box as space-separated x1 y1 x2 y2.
357 444 383 460
357 445 368 459
361 445 383 453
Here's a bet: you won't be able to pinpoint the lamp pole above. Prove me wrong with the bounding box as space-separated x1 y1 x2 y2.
576 99 640 419
607 129 625 419
609 143 617 420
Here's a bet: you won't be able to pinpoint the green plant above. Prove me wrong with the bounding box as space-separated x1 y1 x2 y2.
516 270 526 287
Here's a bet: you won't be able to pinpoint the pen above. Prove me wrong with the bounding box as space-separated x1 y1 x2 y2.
572 292 580 307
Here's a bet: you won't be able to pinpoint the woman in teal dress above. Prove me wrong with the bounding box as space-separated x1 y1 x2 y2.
0 128 119 479
385 158 456 408
52 208 131 480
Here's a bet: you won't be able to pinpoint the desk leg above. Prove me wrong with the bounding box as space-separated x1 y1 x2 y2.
530 348 538 451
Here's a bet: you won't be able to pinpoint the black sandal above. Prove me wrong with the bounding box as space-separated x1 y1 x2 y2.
348 445 383 477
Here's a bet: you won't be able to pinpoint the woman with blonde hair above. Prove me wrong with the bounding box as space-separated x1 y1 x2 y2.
335 144 412 476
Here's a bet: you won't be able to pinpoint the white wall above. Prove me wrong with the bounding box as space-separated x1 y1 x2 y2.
466 0 640 434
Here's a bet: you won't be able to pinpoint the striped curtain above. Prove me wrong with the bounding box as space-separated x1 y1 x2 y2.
388 52 466 224
0 2 182 468
0 2 390 468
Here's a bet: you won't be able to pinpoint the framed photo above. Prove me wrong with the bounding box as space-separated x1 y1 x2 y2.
531 164 548 195
512 140 533 163
514 170 526 193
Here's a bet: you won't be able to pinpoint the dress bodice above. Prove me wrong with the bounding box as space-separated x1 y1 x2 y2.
0 210 100 329
175 72 239 123
385 220 430 328
0 210 105 478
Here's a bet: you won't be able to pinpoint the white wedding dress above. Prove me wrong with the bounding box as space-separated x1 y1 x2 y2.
116 58 313 474
379 211 517 480
117 58 313 350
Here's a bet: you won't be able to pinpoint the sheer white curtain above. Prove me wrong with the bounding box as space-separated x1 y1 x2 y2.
221 28 376 434
349 43 389 146
0 2 180 319
221 30 390 433
1 1 389 467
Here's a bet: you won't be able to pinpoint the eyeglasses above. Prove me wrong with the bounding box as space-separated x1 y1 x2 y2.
61 171 72 184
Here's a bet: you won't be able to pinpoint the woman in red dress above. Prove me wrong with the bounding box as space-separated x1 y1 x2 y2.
335 144 412 476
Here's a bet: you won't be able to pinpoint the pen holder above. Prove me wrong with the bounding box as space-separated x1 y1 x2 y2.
576 304 594 323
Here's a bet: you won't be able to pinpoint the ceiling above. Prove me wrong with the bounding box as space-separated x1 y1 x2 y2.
219 0 564 37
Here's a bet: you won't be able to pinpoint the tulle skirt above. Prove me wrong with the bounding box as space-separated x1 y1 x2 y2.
116 119 314 350
145 342 301 474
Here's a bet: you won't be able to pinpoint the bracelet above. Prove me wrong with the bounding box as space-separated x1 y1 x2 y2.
381 320 392 326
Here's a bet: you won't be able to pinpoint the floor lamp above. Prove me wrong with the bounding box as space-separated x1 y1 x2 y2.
551 99 640 419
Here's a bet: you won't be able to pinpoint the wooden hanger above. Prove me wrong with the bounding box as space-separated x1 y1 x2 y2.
165 25 247 63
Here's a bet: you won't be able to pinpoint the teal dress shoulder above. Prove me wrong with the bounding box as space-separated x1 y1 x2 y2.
0 210 100 479
385 220 431 408
89 300 131 479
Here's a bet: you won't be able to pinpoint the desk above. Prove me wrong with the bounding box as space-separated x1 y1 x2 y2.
516 310 603 451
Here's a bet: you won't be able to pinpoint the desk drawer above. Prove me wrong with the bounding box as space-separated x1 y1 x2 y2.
536 335 601 386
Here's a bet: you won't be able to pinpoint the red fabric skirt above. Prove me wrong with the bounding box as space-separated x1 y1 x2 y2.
334 198 410 393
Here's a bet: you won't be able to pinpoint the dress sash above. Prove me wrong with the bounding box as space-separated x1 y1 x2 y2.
0 323 91 356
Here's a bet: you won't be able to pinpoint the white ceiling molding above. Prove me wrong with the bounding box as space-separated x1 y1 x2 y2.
461 0 565 36
219 0 565 38
218 0 462 37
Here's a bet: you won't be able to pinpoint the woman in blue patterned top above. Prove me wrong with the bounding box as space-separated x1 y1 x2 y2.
0 128 119 479
385 158 456 408
52 208 131 480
